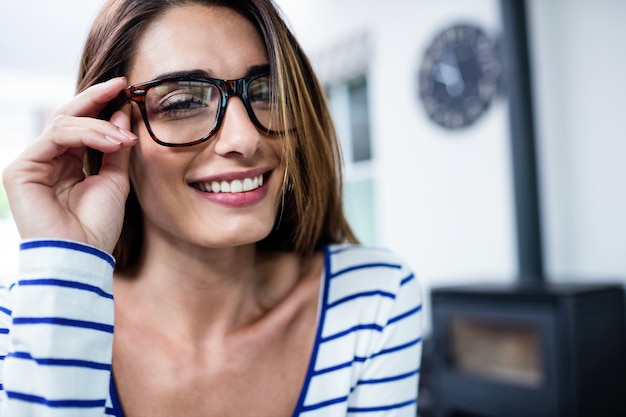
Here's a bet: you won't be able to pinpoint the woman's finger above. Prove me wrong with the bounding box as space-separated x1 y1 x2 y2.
109 104 132 133
100 108 135 182
20 115 137 163
51 77 128 120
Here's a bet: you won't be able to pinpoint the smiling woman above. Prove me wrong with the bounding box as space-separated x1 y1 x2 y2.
0 1 423 416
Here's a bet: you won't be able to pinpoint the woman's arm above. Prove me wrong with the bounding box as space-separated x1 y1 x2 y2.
0 240 115 417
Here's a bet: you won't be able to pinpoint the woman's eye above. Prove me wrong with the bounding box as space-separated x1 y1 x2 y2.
148 88 215 121
146 83 218 120
161 93 205 112
249 89 270 102
248 78 272 104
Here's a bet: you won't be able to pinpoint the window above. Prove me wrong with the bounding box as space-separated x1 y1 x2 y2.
327 75 377 245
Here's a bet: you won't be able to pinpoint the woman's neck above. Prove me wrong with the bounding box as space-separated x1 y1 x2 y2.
113 236 306 347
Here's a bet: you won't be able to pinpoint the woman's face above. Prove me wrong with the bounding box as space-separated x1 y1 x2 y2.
126 5 284 251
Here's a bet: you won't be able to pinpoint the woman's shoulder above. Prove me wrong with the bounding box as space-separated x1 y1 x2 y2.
319 243 422 348
325 243 412 269
324 243 415 290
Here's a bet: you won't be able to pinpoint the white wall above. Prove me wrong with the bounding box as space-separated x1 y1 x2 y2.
528 0 626 282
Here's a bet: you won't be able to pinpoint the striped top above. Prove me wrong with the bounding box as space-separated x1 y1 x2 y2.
0 240 422 416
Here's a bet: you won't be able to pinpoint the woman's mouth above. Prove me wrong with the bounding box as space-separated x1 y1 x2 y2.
191 173 264 193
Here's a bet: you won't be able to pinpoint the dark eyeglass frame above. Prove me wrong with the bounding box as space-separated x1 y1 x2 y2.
116 72 280 147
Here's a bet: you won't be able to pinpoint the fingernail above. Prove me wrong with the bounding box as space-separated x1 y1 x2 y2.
105 135 123 145
119 128 138 140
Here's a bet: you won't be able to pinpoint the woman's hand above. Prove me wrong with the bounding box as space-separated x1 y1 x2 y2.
2 77 137 254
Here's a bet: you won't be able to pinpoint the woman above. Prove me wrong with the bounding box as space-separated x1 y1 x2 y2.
1 0 422 416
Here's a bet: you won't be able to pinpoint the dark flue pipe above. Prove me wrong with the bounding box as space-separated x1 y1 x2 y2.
500 0 544 280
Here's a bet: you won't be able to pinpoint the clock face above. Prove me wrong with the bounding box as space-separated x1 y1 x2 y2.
418 23 501 130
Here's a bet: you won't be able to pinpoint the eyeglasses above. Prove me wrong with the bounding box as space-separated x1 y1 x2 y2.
118 72 283 147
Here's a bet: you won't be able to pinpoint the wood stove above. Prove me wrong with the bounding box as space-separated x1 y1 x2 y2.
430 283 626 417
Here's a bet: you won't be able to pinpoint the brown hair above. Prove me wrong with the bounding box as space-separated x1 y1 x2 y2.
80 0 357 270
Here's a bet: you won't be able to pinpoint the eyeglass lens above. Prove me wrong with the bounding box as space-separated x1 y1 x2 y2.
143 75 275 145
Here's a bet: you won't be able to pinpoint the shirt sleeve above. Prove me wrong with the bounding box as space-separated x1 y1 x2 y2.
346 259 423 416
0 239 115 417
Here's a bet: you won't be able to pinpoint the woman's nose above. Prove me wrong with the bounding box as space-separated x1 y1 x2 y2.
212 97 261 158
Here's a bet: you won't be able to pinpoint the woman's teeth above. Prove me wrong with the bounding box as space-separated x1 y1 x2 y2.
193 174 264 193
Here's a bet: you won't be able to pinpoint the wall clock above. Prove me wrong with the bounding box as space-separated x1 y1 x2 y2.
418 23 502 130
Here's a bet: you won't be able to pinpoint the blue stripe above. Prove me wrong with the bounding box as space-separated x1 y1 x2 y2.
12 317 114 334
400 272 415 286
301 395 348 412
372 337 422 359
347 398 416 412
314 356 367 376
6 391 106 408
291 245 332 416
18 279 113 300
321 323 383 343
20 240 115 268
0 328 9 334
388 304 422 325
0 305 12 316
8 351 111 371
314 338 421 377
327 290 395 309
110 375 124 417
356 368 420 385
331 262 402 279
313 337 421 378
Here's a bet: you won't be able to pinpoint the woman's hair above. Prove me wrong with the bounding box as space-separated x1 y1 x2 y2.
81 0 357 270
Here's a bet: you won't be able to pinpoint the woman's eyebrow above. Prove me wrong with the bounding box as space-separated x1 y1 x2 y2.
153 69 212 80
153 64 270 81
246 64 270 76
